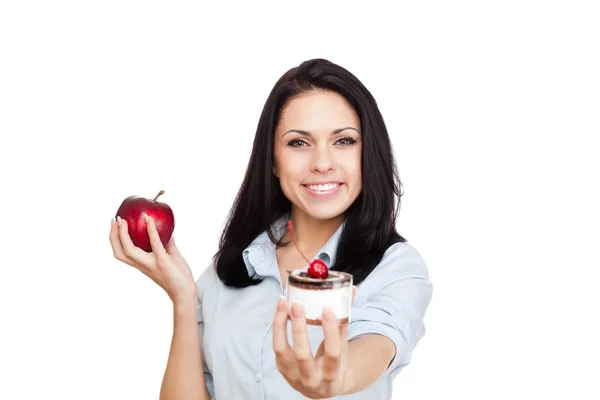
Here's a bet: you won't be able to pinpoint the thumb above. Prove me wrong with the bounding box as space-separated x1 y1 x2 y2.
351 285 357 305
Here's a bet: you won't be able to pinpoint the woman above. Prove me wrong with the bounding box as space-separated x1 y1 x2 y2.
110 58 433 399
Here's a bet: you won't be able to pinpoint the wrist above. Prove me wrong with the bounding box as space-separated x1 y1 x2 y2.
170 282 198 307
173 296 197 314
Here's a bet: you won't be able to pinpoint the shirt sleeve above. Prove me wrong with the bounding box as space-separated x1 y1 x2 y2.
196 260 216 398
347 243 433 379
196 260 214 325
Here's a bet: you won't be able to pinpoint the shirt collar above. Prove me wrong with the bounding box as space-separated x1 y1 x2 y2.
242 215 346 277
315 219 344 268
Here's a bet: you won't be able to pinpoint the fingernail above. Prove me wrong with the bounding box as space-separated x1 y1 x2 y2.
323 307 333 321
277 296 285 311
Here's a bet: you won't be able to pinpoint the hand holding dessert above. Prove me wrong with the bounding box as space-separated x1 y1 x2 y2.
271 220 357 398
272 296 352 398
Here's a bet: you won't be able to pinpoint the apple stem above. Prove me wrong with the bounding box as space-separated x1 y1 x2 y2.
153 190 165 201
287 220 310 264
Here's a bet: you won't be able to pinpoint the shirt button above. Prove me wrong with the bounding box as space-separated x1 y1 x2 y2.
254 372 262 383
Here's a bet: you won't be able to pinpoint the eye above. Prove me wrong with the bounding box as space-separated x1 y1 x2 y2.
336 137 357 146
287 138 309 147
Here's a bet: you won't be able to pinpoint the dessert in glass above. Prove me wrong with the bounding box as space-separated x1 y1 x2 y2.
286 221 353 325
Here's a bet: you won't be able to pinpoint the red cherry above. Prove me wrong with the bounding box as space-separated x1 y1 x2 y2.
308 259 329 278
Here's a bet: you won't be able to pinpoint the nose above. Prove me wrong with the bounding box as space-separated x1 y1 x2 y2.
310 144 335 173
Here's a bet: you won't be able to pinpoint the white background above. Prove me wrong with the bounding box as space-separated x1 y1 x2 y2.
1 1 599 399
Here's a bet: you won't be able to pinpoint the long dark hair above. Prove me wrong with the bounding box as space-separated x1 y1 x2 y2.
214 58 406 288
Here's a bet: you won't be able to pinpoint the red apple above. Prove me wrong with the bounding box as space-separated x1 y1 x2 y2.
115 190 175 252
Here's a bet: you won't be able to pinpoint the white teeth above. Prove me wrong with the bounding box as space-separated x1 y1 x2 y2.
307 183 339 192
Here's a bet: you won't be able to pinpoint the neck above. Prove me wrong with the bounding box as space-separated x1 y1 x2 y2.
284 208 344 257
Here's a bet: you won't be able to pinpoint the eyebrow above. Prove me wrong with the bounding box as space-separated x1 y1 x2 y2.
282 127 361 138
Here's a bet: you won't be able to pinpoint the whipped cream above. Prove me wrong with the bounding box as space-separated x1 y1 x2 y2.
287 278 352 322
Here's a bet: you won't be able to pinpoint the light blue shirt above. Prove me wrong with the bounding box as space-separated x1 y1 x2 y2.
196 217 433 399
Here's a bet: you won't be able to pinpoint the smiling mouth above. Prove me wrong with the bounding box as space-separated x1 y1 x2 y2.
302 183 343 193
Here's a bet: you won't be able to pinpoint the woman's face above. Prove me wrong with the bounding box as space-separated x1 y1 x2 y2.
274 90 362 221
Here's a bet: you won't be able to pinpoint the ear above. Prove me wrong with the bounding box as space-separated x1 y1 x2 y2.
272 163 279 178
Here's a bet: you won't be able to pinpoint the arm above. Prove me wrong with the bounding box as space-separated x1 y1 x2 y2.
341 335 396 394
160 260 216 400
341 243 433 394
160 299 211 400
110 216 212 399
273 244 432 398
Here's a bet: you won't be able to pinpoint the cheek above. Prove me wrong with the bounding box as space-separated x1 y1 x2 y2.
277 153 306 186
337 149 362 182
280 169 303 192
353 148 362 182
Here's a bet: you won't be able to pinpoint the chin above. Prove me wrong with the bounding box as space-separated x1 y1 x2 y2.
300 204 349 221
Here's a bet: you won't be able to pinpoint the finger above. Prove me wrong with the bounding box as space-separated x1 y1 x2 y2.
320 307 342 383
272 297 296 373
352 285 357 305
109 218 128 261
339 317 349 351
290 303 317 380
118 217 153 268
144 215 168 259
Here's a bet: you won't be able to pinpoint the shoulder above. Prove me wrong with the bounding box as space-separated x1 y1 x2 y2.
380 241 429 274
358 242 431 292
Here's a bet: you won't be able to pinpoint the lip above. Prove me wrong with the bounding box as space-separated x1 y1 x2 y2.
302 183 344 197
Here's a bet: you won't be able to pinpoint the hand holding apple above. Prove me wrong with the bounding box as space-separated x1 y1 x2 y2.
110 191 197 305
